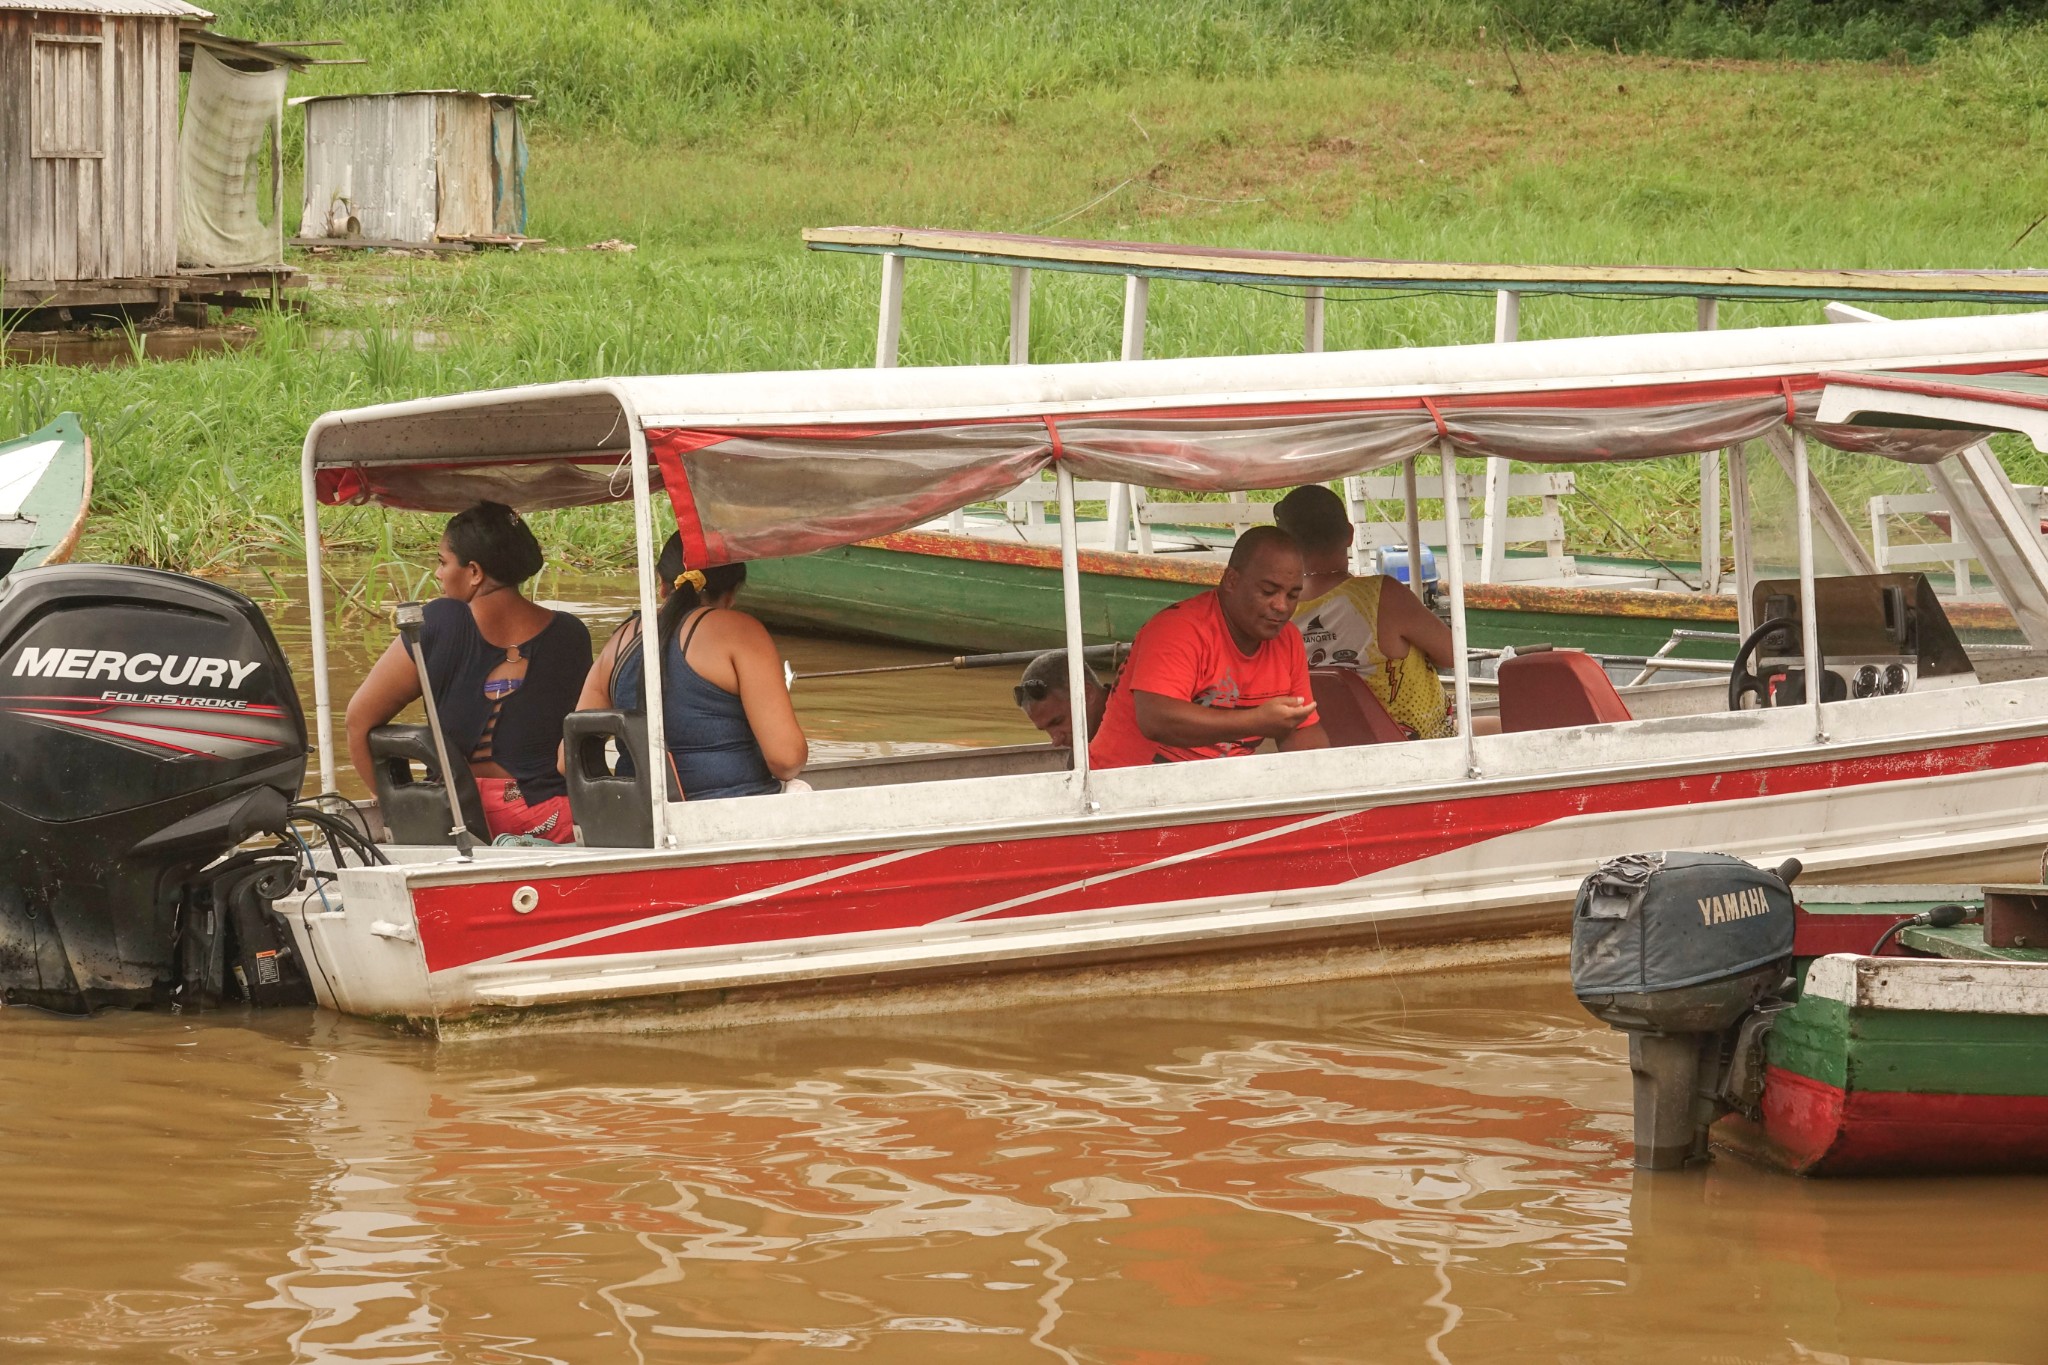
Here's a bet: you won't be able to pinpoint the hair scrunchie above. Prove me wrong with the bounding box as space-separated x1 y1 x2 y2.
675 569 707 592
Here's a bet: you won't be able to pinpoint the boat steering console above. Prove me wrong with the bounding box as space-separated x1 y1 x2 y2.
1726 572 1976 711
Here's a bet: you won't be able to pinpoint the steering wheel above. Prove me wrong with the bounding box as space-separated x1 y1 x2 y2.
1727 617 1803 711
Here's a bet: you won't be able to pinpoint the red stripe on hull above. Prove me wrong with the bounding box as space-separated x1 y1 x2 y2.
412 733 2048 974
1752 1065 2048 1175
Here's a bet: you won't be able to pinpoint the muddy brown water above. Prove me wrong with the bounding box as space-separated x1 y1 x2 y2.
5 570 2047 1362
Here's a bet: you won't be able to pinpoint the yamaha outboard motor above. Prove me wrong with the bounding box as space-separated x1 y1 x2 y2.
1571 851 1798 1169
0 565 308 1012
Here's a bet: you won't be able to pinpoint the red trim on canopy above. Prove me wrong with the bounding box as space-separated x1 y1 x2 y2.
1816 368 2048 411
648 428 729 566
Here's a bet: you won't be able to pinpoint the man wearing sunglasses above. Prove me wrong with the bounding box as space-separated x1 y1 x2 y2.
1014 651 1108 753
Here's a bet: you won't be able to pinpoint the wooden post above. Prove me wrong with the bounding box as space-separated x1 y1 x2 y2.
1107 275 1149 552
1304 285 1325 353
1697 297 1723 594
1404 457 1425 595
1008 267 1031 365
875 252 905 368
1478 289 1518 583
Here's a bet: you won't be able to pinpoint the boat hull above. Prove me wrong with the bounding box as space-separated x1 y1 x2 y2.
0 413 91 580
1717 953 2048 1175
745 532 2026 657
282 723 2048 1039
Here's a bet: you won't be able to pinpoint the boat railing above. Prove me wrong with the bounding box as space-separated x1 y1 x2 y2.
1870 484 2048 599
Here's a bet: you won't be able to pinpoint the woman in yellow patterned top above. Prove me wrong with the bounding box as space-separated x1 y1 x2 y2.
1274 484 1497 739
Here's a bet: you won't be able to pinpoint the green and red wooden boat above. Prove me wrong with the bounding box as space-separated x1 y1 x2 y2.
0 412 91 582
1717 887 2048 1176
745 527 2027 659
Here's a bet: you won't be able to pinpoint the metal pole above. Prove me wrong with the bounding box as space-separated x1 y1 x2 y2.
1727 445 1757 638
1304 285 1325 353
1791 432 1824 743
1056 463 1093 807
1008 267 1031 365
1478 289 1518 584
875 252 905 368
1438 438 1477 775
1107 275 1149 553
1696 297 1723 594
1403 457 1425 598
299 426 335 793
627 418 672 847
394 603 474 860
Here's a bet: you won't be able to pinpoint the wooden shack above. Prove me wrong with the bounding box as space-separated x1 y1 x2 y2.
294 91 532 248
0 0 316 320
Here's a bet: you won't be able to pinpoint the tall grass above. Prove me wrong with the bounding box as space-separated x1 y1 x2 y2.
11 21 2048 583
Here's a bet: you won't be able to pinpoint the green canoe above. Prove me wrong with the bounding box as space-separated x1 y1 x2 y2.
0 413 91 581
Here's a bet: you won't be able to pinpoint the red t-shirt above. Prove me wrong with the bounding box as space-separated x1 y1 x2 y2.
1089 591 1319 769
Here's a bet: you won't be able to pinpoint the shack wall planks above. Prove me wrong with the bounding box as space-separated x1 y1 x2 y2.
0 7 180 292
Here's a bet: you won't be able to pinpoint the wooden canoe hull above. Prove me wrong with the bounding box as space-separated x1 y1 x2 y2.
744 531 2026 657
0 413 91 579
1717 954 2048 1175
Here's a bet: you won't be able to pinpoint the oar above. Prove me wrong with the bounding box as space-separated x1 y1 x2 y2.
794 642 1126 682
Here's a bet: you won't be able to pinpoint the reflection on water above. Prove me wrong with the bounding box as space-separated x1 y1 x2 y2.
3 968 2043 1363
241 564 1044 798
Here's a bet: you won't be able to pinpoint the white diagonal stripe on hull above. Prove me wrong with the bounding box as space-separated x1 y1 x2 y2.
934 809 1353 926
470 848 929 967
0 439 62 518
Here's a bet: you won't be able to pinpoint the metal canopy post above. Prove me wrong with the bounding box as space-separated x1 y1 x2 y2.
1304 286 1325 353
299 426 336 793
1764 428 1878 574
1106 275 1149 553
1056 463 1092 808
627 414 673 848
1403 458 1425 598
1696 297 1724 594
875 252 905 368
1478 289 1519 584
1437 438 1478 776
1727 445 1757 638
1791 431 1825 743
1008 267 1031 365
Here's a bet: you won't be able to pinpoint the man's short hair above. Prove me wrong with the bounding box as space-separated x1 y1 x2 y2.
1016 650 1100 707
1227 523 1301 572
1272 484 1351 554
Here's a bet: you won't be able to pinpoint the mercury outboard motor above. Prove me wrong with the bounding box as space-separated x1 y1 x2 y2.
0 565 308 1012
1571 851 1798 1169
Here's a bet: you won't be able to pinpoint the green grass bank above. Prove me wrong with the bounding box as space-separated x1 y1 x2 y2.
9 3 2048 589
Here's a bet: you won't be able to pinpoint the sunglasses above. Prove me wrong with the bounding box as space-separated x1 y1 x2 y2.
1013 678 1060 707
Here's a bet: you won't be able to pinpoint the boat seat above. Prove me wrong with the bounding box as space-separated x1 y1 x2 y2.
367 724 488 845
1308 668 1409 746
1496 645 1632 732
563 709 682 848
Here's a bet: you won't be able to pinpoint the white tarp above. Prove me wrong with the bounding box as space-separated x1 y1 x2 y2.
177 47 285 269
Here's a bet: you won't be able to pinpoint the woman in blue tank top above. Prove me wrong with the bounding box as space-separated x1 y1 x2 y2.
573 534 807 800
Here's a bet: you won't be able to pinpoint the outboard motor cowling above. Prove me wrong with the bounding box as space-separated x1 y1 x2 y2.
0 565 307 1012
1572 851 1796 1169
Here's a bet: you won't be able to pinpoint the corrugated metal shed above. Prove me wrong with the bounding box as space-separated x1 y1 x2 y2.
295 91 531 245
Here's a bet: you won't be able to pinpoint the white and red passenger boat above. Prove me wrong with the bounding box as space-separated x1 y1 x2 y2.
280 310 2048 1036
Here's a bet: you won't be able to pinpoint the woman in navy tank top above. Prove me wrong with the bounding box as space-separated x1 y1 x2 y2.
574 533 807 800
346 502 592 841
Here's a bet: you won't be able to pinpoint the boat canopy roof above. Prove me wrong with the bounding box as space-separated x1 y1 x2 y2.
307 310 2048 566
1817 370 2048 450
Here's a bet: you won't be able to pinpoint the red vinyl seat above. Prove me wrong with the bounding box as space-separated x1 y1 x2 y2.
1309 668 1410 746
1496 645 1632 733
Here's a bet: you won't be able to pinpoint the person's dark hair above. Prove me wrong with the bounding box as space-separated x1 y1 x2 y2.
654 530 747 646
1272 484 1351 554
1227 523 1300 572
1014 650 1101 710
444 501 544 586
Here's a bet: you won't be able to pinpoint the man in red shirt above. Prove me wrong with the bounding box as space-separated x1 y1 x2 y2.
1090 525 1330 768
